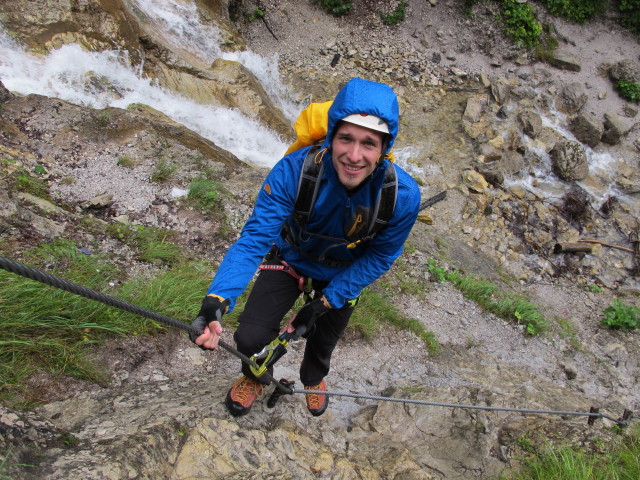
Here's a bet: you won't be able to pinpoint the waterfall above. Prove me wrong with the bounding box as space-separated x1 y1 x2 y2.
0 0 297 168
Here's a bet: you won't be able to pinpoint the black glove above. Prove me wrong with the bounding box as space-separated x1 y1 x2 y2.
291 297 330 338
189 295 228 343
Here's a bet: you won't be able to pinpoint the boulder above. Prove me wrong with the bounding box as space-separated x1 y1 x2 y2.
547 49 582 72
517 110 543 139
156 59 294 140
463 94 489 123
602 111 633 145
570 113 603 148
550 140 588 182
608 59 640 84
556 82 588 114
490 77 511 105
477 151 526 186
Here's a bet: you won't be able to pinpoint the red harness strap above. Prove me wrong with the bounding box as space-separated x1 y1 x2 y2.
259 260 307 292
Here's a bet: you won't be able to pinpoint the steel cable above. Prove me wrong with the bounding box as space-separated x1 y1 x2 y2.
1 255 633 426
294 388 633 426
0 255 292 394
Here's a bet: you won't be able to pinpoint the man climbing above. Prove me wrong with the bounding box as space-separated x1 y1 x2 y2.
191 77 421 417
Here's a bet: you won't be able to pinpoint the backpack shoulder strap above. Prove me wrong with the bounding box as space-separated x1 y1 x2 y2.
367 162 398 237
294 146 325 221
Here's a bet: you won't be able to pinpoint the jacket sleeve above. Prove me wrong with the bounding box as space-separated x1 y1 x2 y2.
321 172 421 308
206 153 303 311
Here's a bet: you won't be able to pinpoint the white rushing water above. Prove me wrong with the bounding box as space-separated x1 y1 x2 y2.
0 0 297 167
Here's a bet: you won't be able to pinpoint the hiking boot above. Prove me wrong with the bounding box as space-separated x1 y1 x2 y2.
225 375 265 416
305 379 329 417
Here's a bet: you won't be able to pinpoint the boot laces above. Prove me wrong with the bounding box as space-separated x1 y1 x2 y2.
306 382 325 410
231 376 263 405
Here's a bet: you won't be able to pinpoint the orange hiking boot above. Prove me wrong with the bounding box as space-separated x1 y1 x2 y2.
305 379 329 416
225 375 265 416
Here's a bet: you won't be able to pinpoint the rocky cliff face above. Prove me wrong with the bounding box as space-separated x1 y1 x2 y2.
0 1 639 479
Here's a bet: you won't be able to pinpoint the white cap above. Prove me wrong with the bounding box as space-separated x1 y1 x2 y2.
341 113 389 134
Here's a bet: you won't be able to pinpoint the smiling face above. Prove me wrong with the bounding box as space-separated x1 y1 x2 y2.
331 121 385 192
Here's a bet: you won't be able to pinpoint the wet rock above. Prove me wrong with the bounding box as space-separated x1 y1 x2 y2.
570 113 603 148
0 79 11 102
490 77 511 105
550 141 588 182
517 109 543 139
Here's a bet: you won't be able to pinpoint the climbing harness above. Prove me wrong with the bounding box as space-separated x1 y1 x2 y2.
258 256 312 298
0 255 634 427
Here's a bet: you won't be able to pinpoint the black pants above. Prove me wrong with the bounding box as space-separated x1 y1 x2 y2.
233 258 354 387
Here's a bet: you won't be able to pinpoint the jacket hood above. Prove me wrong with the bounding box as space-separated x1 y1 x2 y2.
322 78 399 155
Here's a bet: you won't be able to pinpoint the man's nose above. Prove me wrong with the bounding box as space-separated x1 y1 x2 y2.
346 143 362 161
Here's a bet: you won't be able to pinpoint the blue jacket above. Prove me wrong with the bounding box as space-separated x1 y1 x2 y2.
207 78 421 309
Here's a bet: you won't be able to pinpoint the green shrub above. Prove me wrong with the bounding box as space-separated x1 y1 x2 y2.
618 0 640 33
615 80 640 102
501 0 542 48
600 299 640 331
542 0 603 23
317 0 352 16
381 1 408 26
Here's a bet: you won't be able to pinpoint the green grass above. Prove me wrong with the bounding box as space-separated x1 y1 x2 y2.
150 157 178 183
187 176 225 212
0 241 210 407
349 289 440 355
496 426 640 480
427 259 547 335
105 224 182 265
117 155 135 168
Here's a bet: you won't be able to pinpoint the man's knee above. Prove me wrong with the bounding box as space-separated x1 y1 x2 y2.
234 322 277 354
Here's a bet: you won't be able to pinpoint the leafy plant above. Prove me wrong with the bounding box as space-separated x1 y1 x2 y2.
600 299 640 331
317 0 352 16
615 80 640 102
500 0 542 48
542 0 603 24
246 7 265 22
381 1 408 26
